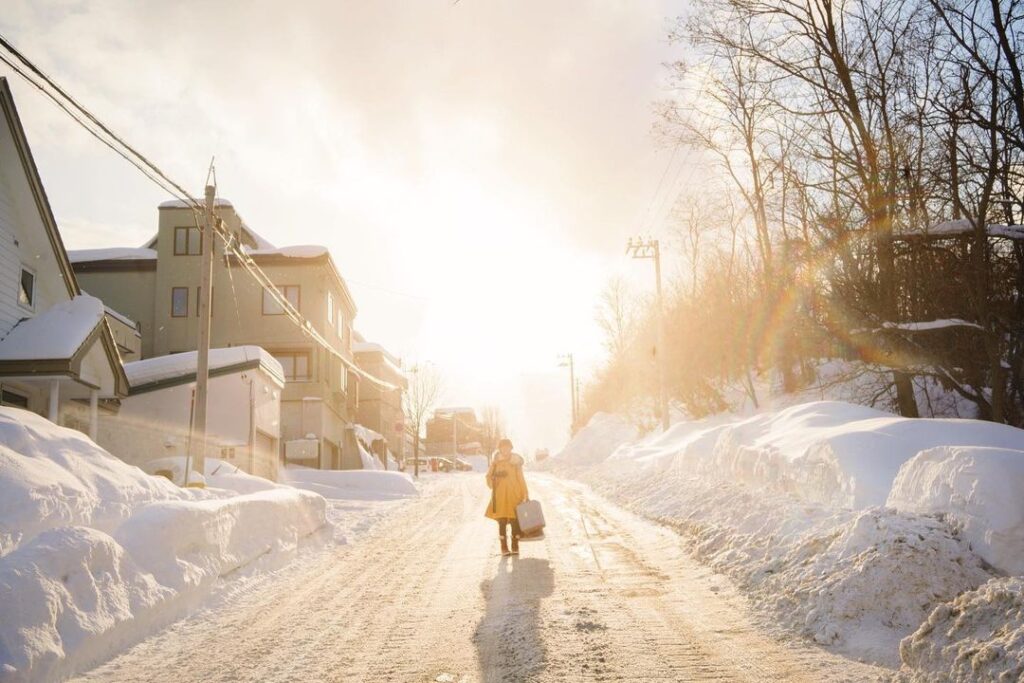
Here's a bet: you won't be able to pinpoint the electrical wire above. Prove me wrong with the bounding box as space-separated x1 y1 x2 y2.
0 33 401 391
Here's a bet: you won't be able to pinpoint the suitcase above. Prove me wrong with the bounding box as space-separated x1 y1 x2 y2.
516 499 545 535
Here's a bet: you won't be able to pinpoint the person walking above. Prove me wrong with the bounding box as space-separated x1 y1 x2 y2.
485 438 529 556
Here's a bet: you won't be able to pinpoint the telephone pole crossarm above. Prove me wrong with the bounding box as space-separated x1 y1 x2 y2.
626 236 670 431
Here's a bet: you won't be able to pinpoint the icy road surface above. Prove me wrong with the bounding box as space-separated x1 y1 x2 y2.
75 474 887 682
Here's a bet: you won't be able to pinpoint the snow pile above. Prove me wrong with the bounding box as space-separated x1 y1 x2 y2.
142 456 284 495
897 578 1024 682
0 408 191 556
115 488 325 591
567 461 990 666
702 401 1024 508
608 415 731 470
283 467 418 501
548 412 638 467
544 400 1024 667
888 446 1024 576
0 407 325 682
0 295 104 361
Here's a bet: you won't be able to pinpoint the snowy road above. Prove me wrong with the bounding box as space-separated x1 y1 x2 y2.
74 474 886 682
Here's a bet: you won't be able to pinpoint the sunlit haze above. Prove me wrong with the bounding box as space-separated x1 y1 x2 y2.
0 0 689 453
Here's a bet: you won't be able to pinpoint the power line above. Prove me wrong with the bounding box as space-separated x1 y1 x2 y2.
0 33 401 392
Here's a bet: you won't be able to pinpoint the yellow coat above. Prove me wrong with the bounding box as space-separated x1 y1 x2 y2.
485 453 529 520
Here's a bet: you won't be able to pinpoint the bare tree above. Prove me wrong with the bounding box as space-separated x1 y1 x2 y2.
403 364 443 475
595 276 639 362
479 405 506 456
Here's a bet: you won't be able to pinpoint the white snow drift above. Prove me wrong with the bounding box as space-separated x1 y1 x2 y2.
889 446 1024 576
0 407 325 683
545 401 1024 672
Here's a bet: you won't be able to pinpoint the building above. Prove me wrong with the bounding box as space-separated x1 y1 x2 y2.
0 78 128 437
424 406 483 457
71 199 366 468
353 335 407 462
96 346 283 480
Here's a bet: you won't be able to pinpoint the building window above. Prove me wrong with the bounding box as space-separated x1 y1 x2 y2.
272 350 311 381
337 311 344 339
327 292 335 326
18 267 34 308
171 287 189 317
1 389 29 409
262 285 300 315
173 226 202 255
221 446 236 460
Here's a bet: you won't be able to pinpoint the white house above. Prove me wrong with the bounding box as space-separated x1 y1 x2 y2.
0 78 127 437
96 346 285 481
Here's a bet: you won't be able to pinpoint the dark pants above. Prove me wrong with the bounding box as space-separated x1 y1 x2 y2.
497 517 521 539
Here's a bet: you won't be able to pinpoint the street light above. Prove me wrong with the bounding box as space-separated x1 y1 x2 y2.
627 237 669 431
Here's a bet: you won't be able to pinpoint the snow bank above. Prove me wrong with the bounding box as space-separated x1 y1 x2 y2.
544 400 1024 668
283 467 418 501
0 408 190 556
0 408 325 682
889 446 1024 576
115 489 325 591
703 401 1024 508
554 459 991 667
897 578 1024 682
549 412 638 467
142 456 284 495
0 527 173 682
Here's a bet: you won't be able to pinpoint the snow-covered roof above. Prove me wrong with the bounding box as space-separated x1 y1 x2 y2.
0 295 104 361
246 245 328 259
158 198 235 209
352 341 384 353
353 341 405 380
435 406 476 416
67 247 157 263
125 345 285 389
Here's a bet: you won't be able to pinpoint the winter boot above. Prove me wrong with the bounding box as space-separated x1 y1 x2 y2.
500 537 510 555
511 535 520 554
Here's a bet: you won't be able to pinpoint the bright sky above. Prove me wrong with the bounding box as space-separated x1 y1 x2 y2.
1 0 691 454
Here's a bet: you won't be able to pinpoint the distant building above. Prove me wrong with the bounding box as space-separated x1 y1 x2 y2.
97 346 284 480
0 78 128 438
353 334 407 462
424 406 483 457
71 199 366 469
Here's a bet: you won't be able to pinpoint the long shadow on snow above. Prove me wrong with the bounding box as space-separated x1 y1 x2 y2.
473 556 554 682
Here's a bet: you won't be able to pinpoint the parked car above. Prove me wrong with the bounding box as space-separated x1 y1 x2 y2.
405 458 431 472
453 458 474 471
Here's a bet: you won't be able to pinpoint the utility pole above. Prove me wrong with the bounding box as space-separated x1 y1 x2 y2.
558 353 577 431
186 185 216 485
627 237 669 431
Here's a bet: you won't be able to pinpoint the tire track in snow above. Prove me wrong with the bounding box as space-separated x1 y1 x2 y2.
74 474 888 682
